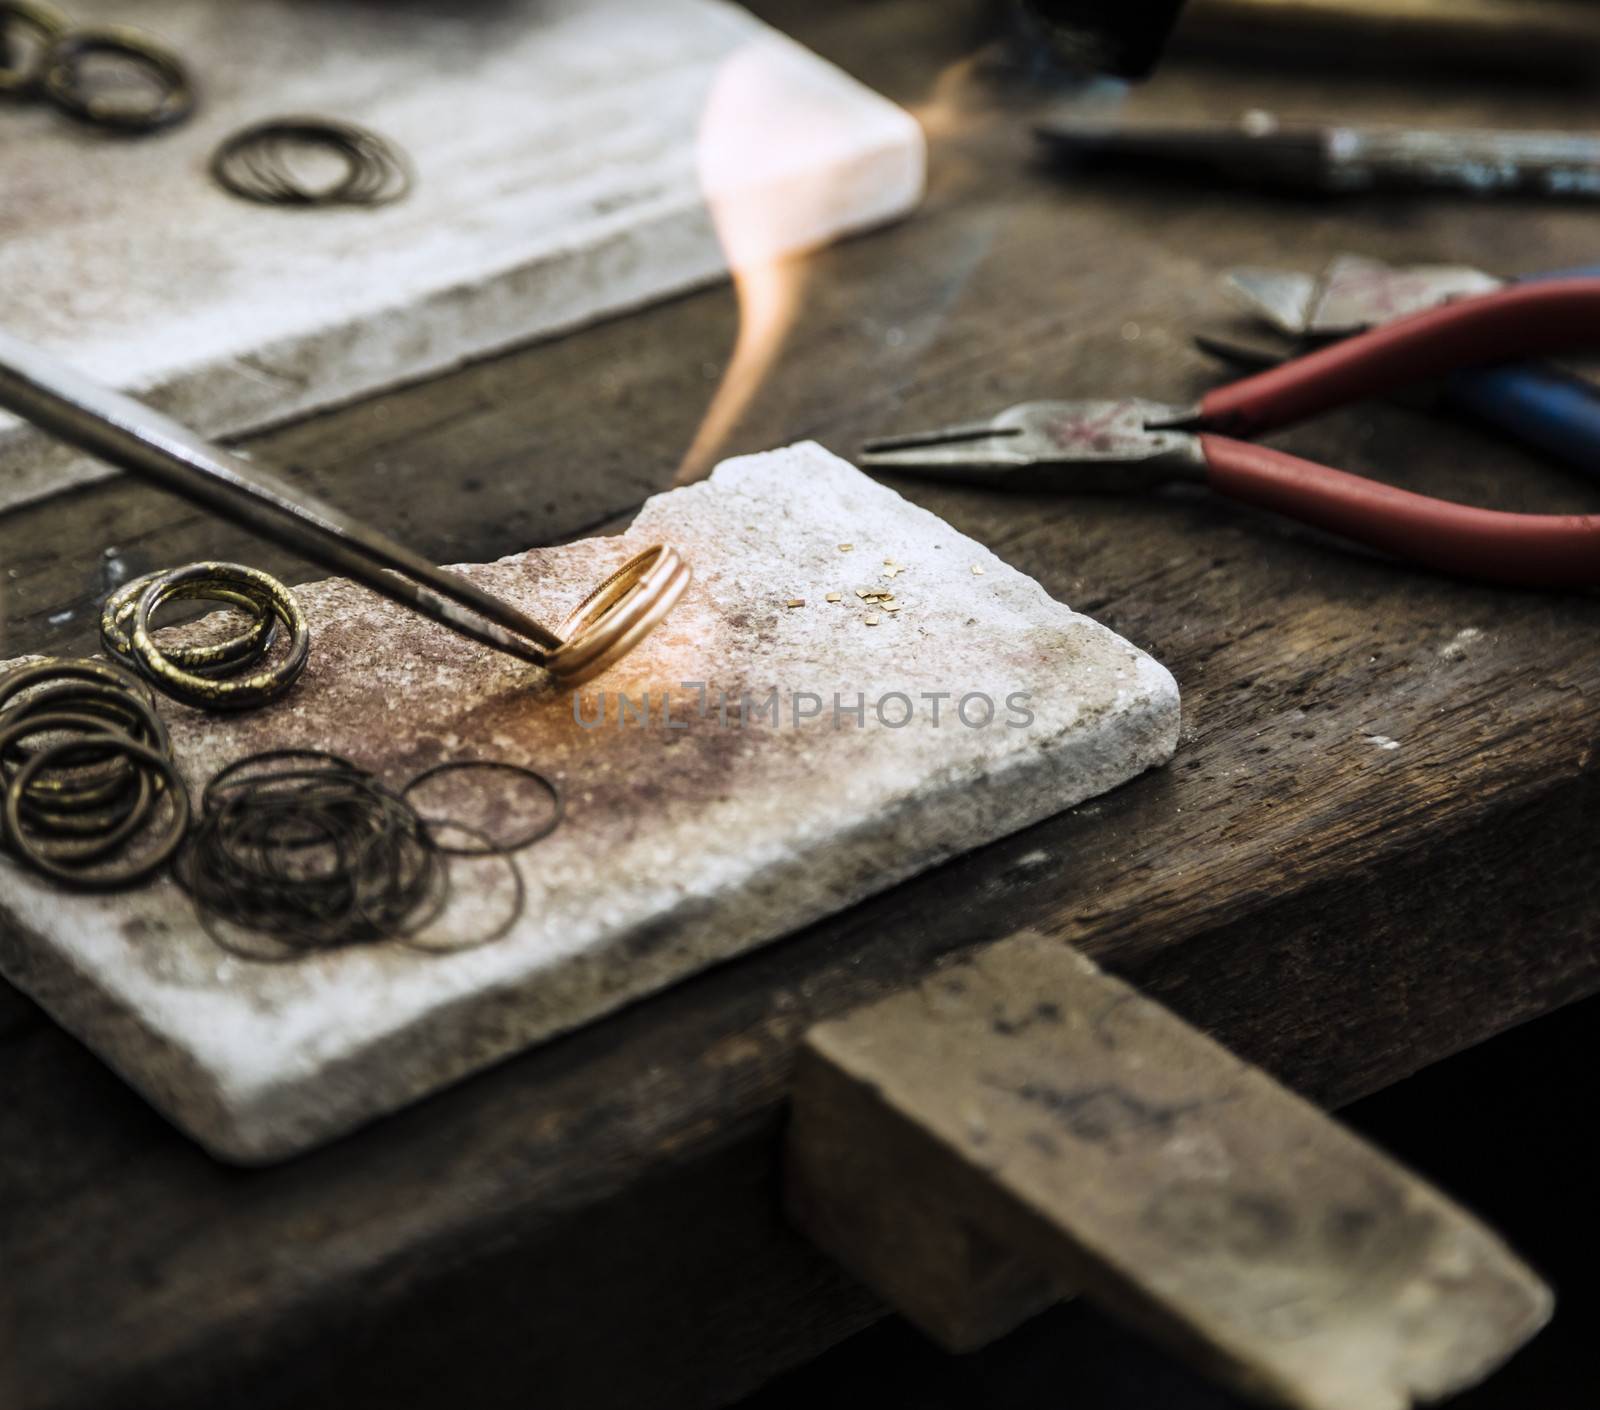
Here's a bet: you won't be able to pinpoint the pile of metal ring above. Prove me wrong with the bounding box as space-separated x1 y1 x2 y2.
100 562 310 711
211 116 412 208
0 2 193 134
179 752 561 962
0 658 189 890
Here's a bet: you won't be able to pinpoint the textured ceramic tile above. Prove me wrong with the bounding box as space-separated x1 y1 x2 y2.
0 447 1179 1161
0 0 924 508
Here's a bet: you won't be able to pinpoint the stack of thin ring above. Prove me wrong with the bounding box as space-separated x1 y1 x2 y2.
544 544 692 687
101 562 310 711
0 658 189 889
211 117 412 208
180 751 444 960
0 3 193 133
179 751 559 961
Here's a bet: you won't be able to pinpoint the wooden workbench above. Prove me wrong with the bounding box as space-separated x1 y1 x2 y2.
4 4 1599 1406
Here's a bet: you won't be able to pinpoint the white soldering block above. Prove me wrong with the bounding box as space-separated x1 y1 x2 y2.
0 446 1178 1161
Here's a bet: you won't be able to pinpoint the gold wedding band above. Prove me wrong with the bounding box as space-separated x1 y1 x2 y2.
543 545 692 687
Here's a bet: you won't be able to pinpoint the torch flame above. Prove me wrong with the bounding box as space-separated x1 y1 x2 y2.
678 45 832 484
679 36 933 483
675 248 803 486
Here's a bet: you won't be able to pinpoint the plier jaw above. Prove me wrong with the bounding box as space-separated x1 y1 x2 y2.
1197 256 1510 373
858 399 1208 491
1224 256 1503 338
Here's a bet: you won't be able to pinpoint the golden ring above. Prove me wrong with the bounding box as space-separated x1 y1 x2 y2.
543 545 691 688
131 562 309 710
102 570 277 674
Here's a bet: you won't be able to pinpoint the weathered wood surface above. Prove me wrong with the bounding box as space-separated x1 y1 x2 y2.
4 3 1600 1407
787 934 1551 1408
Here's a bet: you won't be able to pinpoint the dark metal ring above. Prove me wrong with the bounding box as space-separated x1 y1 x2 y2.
103 570 277 675
401 759 564 855
202 748 362 815
6 732 189 888
181 801 381 962
208 772 407 884
0 709 156 861
41 26 193 133
0 692 169 812
0 659 166 809
398 818 525 953
2 677 172 753
0 708 153 787
132 562 309 710
20 771 151 843
8 768 153 865
211 117 412 208
1 686 170 817
0 656 157 714
0 0 68 97
182 754 442 956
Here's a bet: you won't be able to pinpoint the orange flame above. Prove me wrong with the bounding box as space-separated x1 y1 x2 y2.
678 46 830 484
679 42 966 484
675 251 803 486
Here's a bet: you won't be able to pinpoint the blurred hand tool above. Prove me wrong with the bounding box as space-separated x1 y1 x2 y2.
1199 254 1600 477
0 328 689 684
1017 0 1191 77
1171 0 1600 78
1037 112 1600 199
860 279 1600 588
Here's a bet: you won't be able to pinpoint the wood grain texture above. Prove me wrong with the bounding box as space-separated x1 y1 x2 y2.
4 4 1600 1407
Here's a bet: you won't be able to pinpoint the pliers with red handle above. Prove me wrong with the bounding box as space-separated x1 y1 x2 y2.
858 279 1600 589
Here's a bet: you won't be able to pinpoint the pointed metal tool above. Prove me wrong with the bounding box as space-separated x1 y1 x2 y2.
0 326 691 685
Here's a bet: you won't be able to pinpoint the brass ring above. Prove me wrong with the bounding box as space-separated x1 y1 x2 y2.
131 562 309 710
0 656 156 715
7 733 189 889
1 681 171 813
0 714 156 865
544 545 691 687
42 26 194 133
0 0 68 97
0 658 164 807
102 570 277 676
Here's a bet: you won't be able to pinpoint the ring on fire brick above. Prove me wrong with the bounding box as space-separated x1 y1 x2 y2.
399 818 526 954
180 759 442 961
41 25 193 133
101 562 310 711
0 680 189 890
210 116 412 208
102 571 278 677
544 544 692 687
178 751 556 961
0 667 169 810
401 760 564 856
0 659 173 855
0 0 68 96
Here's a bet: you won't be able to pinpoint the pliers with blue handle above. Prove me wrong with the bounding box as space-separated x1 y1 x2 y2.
1198 254 1600 478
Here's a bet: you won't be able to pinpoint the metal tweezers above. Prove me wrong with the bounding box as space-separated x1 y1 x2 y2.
0 329 564 664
